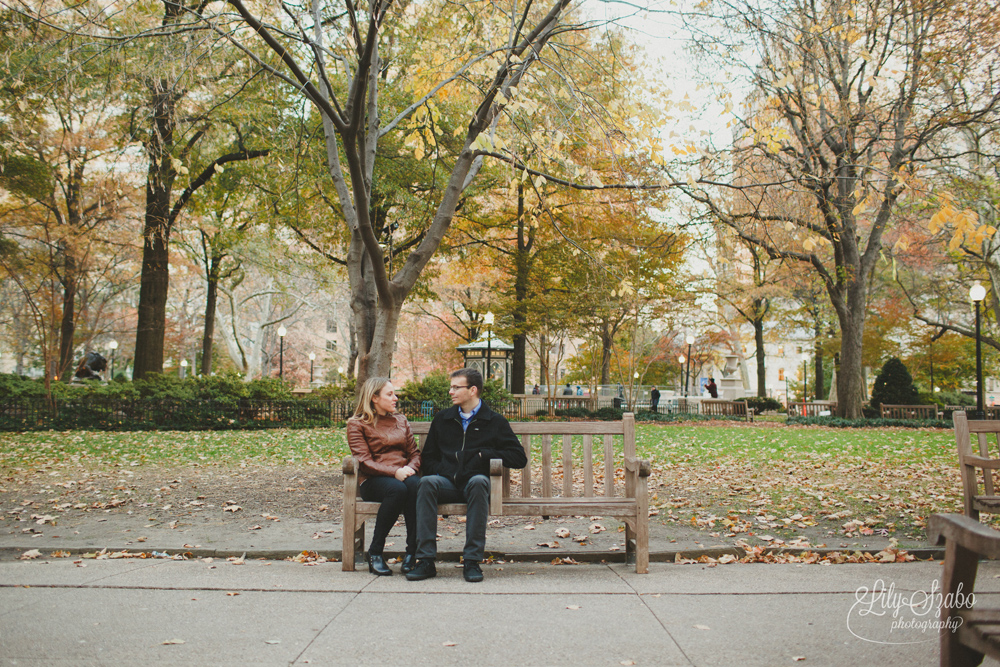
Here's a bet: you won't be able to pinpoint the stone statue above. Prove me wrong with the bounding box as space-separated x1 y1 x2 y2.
74 351 107 380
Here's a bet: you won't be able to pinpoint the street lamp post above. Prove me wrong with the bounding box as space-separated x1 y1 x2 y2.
309 352 315 384
684 335 694 397
971 283 987 419
108 340 118 381
483 311 495 380
278 326 287 380
678 355 686 412
802 354 809 402
180 358 188 379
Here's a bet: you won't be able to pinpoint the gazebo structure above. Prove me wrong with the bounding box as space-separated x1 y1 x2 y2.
457 333 514 391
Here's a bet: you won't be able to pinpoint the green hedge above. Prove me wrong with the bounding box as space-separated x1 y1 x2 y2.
786 415 952 428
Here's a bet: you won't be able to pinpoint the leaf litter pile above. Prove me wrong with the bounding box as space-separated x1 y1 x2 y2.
0 422 975 562
639 422 969 550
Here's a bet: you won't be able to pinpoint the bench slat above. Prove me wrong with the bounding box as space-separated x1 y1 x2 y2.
562 434 573 498
604 434 614 497
583 435 594 498
502 498 637 516
542 433 553 499
520 434 531 498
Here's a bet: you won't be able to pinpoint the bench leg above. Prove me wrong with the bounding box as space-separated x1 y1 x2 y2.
341 518 366 572
625 522 636 565
353 521 366 564
940 539 984 667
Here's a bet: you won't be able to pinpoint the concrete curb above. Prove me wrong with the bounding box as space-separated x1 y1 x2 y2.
0 545 945 563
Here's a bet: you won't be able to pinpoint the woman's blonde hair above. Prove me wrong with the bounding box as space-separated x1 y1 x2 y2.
350 376 392 424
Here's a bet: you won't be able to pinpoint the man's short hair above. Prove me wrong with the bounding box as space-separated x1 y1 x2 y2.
452 368 484 397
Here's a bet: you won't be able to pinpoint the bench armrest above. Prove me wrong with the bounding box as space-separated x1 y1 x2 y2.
964 455 1000 469
929 514 1000 559
342 455 358 476
624 457 652 477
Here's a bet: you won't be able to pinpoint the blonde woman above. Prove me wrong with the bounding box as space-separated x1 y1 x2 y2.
346 377 421 576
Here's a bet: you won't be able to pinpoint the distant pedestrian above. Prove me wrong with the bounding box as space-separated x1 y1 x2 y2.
576 385 583 396
531 384 540 395
650 386 660 412
706 377 718 399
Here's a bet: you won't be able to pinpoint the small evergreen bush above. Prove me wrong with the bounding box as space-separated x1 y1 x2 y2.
869 357 921 410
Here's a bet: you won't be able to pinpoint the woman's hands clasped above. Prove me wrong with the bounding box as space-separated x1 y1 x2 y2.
395 465 416 481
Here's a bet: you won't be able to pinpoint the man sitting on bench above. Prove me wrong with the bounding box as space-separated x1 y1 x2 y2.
406 368 528 583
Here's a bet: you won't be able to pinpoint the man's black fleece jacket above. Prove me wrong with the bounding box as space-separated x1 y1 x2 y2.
420 402 528 487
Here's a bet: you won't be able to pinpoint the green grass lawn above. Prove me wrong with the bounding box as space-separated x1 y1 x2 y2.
0 423 965 545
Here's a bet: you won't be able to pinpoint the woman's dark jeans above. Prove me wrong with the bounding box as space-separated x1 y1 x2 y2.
359 474 421 557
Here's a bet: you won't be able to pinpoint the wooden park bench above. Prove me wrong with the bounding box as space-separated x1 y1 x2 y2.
954 411 1000 519
928 514 1000 667
342 413 652 573
880 404 939 420
700 399 752 422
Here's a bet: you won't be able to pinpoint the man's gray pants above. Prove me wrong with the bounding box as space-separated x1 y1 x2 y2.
415 474 489 562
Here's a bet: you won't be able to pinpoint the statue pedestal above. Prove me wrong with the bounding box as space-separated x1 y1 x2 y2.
719 378 744 401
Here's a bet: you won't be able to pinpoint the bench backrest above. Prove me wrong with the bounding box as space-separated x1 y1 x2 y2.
409 413 636 499
701 399 748 416
881 404 937 419
955 411 1000 498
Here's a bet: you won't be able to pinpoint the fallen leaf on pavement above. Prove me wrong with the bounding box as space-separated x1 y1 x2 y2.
555 528 571 538
162 639 185 645
19 549 41 560
694 624 711 630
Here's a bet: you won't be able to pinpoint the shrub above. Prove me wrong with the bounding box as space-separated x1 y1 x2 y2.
787 415 952 428
745 396 783 414
553 407 590 418
869 357 920 410
400 371 512 408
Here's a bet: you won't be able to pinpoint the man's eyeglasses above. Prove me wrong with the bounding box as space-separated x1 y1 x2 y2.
449 384 469 391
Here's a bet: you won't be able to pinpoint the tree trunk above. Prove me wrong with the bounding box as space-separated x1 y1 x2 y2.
814 340 824 402
58 249 78 381
201 251 222 376
835 289 867 418
600 320 613 385
133 183 172 379
510 187 532 394
133 77 177 380
753 303 765 397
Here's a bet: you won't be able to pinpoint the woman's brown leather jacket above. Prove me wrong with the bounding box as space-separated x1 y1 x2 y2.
345 413 420 486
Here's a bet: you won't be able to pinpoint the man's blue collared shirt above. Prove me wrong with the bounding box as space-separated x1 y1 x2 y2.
458 400 482 432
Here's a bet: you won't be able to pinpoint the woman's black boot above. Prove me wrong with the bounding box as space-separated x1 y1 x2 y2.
400 553 417 574
367 552 392 576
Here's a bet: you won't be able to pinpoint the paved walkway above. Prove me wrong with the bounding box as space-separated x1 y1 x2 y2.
3 556 1000 665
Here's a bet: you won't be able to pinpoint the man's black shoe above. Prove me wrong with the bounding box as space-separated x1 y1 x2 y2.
400 553 417 574
405 559 436 581
463 560 484 583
